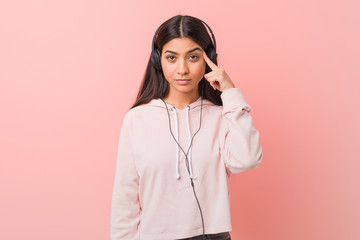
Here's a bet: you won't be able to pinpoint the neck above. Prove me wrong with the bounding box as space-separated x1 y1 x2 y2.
163 91 200 110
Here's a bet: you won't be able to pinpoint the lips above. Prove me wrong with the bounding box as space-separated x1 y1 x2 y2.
175 79 191 85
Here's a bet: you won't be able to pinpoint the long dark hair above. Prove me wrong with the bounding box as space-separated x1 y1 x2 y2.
130 15 223 110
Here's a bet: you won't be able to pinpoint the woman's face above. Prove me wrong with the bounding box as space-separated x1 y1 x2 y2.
161 37 205 97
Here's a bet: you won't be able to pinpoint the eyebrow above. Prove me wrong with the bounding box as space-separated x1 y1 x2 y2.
164 47 201 54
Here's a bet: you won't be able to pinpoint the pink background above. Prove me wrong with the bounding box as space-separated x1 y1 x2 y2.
1 0 359 239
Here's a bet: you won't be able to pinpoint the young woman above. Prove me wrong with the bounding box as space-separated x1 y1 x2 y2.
110 15 263 240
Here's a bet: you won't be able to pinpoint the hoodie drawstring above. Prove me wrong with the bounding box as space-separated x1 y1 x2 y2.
171 106 196 180
171 106 180 179
185 106 196 179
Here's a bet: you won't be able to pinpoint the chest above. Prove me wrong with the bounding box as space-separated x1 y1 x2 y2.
131 108 223 176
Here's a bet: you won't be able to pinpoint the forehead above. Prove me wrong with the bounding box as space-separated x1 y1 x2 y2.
162 37 201 52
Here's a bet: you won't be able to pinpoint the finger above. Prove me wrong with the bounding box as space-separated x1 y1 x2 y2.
209 80 220 91
205 73 221 83
202 50 218 70
204 72 220 81
204 71 214 78
204 74 221 90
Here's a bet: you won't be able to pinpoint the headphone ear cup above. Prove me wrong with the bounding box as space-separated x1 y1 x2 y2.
151 49 162 72
206 47 218 67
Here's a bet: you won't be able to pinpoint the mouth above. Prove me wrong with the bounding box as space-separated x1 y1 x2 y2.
175 79 191 85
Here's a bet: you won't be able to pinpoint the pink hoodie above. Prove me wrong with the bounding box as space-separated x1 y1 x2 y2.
110 87 263 240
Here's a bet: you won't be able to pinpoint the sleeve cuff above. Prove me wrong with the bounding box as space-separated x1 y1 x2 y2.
220 87 252 112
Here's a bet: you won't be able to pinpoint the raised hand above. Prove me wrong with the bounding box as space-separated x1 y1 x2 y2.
203 50 236 92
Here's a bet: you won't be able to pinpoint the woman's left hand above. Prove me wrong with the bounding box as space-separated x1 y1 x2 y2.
203 50 236 92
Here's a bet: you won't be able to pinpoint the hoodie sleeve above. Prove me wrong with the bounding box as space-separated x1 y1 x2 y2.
219 87 263 174
111 111 141 240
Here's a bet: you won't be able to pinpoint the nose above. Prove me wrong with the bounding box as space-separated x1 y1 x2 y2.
177 58 189 75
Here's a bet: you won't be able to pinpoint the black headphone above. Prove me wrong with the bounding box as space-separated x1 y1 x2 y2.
151 16 218 73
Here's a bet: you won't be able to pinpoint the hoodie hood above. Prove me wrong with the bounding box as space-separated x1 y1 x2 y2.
145 96 215 180
146 96 214 111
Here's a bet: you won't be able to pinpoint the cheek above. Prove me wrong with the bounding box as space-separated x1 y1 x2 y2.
161 59 174 72
192 62 206 77
161 61 175 81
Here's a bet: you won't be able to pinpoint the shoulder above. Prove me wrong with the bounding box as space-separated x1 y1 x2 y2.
122 101 157 122
122 106 139 123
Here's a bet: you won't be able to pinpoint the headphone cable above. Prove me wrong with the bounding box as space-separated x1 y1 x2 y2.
161 85 206 240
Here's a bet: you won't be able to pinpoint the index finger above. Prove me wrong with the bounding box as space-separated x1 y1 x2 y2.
202 50 218 70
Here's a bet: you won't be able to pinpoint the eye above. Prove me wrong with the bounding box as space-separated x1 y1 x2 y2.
166 55 175 61
189 55 199 60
